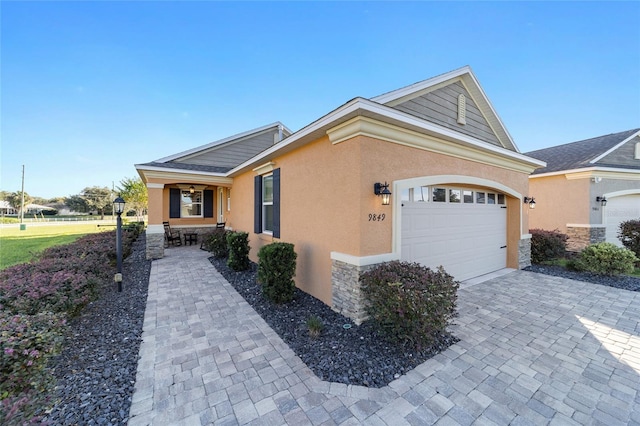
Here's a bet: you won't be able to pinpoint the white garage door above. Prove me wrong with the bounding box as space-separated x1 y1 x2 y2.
605 194 640 246
401 187 507 281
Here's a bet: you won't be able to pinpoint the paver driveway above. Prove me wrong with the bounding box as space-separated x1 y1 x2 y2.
128 245 640 425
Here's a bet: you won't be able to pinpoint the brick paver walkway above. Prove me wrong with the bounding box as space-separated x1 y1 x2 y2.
128 245 640 425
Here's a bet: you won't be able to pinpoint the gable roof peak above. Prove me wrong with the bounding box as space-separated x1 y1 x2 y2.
370 65 472 104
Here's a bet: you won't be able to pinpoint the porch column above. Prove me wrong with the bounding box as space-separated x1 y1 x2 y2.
146 183 165 259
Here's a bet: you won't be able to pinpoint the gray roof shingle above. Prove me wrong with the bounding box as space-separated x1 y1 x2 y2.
137 162 231 174
526 128 640 174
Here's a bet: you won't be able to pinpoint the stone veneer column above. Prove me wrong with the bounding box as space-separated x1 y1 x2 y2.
518 236 532 269
566 225 606 252
146 226 165 260
331 259 371 325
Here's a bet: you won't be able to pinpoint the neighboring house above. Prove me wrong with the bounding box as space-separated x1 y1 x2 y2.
136 66 545 323
0 201 17 215
526 129 640 251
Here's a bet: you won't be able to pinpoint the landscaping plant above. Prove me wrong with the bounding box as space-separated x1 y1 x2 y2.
530 228 568 263
203 228 229 258
571 242 638 276
226 231 250 271
618 219 640 262
360 261 459 350
306 315 323 338
0 225 142 423
257 242 297 303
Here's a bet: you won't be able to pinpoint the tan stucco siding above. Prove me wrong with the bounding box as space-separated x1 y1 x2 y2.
528 175 590 232
231 133 531 305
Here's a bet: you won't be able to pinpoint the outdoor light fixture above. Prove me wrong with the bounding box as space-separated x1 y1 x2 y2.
113 196 125 292
374 182 392 206
189 185 195 194
596 196 607 207
523 197 536 209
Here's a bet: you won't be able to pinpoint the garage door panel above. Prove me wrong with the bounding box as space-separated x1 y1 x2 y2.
401 201 506 281
605 195 640 246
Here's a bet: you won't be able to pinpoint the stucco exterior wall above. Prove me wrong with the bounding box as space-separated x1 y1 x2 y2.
589 178 640 224
528 175 590 232
230 133 531 306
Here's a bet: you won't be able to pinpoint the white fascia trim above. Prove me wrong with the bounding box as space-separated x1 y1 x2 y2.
154 122 292 163
530 166 640 179
330 251 399 267
521 233 532 240
228 98 367 175
146 183 165 189
371 66 471 104
589 130 640 164
328 115 544 172
229 97 545 176
135 164 228 177
566 224 606 228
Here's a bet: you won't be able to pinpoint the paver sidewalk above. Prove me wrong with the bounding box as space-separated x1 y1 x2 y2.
128 245 640 425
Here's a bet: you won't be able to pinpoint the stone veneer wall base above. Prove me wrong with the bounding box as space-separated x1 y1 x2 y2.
146 232 165 260
331 260 374 325
566 226 606 252
518 238 532 270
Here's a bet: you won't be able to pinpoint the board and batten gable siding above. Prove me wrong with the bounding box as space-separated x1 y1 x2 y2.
172 130 281 169
392 81 503 148
596 135 640 168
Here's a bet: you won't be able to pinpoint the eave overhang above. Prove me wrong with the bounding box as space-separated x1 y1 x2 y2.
135 164 233 186
529 166 640 180
229 97 545 176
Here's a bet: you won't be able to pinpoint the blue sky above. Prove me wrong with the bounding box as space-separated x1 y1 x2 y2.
2 1 639 199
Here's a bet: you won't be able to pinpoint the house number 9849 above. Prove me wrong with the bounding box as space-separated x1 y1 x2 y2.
368 213 386 222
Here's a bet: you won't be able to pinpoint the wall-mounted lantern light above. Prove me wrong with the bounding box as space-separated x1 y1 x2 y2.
596 196 607 207
189 185 195 194
523 196 536 209
374 182 392 206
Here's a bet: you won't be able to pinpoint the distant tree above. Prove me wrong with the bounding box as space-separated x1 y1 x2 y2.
0 190 10 201
65 195 89 213
5 191 33 216
117 177 147 221
80 186 112 219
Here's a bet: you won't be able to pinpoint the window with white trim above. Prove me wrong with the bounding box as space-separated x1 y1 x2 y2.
262 174 274 233
404 186 505 205
181 190 203 217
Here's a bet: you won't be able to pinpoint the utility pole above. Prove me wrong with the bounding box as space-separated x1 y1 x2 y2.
20 165 25 224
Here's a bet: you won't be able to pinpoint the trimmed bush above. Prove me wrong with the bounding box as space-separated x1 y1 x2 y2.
572 242 638 276
530 228 568 263
257 242 297 304
618 219 640 261
0 312 65 425
0 228 140 422
204 228 229 258
360 261 459 350
226 231 250 271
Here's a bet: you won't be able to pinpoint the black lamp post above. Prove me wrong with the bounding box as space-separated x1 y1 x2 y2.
113 196 125 292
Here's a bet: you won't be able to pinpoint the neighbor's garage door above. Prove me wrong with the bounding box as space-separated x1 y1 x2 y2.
605 194 640 246
401 191 507 281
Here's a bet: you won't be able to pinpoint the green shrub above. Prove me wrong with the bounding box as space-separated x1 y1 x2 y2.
204 229 229 258
0 312 65 424
530 228 568 263
257 242 297 303
573 242 638 275
360 261 459 350
618 219 640 261
226 231 250 271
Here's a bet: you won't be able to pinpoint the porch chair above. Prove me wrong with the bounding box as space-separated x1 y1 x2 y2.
163 221 182 247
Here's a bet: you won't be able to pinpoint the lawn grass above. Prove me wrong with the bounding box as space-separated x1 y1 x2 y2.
0 223 111 270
